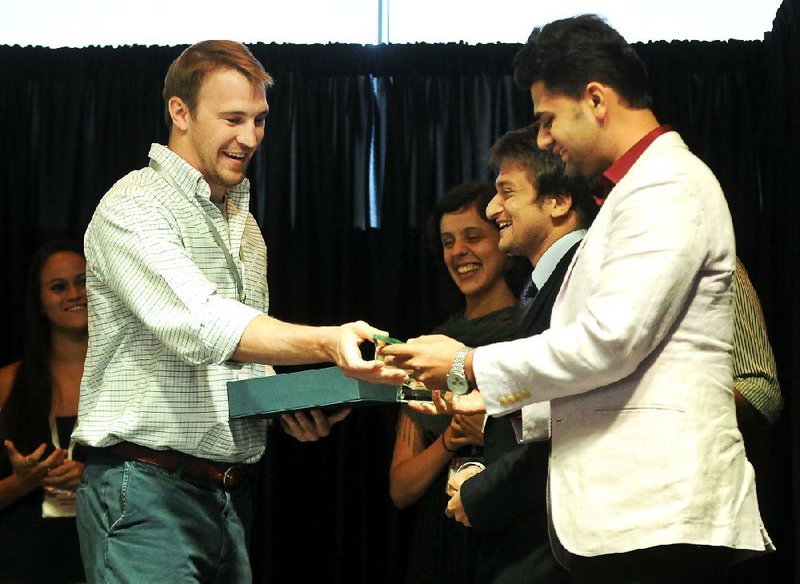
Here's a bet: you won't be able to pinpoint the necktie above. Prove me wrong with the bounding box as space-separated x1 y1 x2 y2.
510 276 538 422
517 277 539 315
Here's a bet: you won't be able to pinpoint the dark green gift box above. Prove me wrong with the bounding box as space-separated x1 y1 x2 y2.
227 366 401 419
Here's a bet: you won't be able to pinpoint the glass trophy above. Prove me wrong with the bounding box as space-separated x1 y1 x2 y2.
372 334 433 402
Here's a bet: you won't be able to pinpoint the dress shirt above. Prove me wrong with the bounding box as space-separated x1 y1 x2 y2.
530 229 587 291
595 125 673 203
74 143 273 464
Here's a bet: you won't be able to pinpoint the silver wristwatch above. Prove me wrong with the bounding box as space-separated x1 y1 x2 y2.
446 346 471 394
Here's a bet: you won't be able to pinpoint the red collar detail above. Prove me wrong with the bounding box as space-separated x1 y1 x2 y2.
595 124 673 205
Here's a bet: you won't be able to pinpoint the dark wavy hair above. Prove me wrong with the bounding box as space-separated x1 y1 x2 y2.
512 14 652 109
489 125 599 228
426 182 528 312
0 239 85 458
426 182 496 257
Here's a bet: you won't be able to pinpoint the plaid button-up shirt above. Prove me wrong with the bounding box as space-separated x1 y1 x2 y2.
74 143 273 463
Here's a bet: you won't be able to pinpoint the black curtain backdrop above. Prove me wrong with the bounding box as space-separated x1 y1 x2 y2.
1 3 798 581
763 1 800 581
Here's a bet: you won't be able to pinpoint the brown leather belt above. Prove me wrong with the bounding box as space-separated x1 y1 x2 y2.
105 441 253 491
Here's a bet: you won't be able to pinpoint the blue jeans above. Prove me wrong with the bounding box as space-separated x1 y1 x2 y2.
76 449 253 584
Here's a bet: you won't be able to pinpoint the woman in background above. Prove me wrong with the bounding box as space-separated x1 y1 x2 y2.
0 240 88 583
389 183 525 584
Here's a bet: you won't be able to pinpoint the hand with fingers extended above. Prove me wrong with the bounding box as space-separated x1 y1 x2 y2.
3 440 67 498
280 407 352 443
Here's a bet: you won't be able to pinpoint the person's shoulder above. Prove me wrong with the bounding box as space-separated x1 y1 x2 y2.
103 166 161 205
646 131 716 176
86 167 158 227
628 134 722 199
88 166 179 237
0 361 21 408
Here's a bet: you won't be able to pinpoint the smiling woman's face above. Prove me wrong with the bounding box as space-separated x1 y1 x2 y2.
439 204 506 299
39 251 87 332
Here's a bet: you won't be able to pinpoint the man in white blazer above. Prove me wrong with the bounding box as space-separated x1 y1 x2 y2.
382 14 773 583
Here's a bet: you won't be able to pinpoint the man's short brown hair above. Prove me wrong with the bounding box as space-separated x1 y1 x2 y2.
162 40 274 127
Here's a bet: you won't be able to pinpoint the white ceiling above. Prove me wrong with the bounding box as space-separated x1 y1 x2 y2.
1 0 785 48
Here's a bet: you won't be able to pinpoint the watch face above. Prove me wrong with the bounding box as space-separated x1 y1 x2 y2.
447 373 469 394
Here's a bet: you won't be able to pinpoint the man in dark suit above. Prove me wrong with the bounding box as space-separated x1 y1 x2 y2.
443 126 597 583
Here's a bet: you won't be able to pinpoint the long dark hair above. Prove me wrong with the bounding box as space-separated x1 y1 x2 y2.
0 239 85 457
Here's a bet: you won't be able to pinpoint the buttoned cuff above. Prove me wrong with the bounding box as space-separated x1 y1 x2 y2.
473 344 533 416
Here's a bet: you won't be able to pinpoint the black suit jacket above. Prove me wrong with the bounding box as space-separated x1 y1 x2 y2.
461 242 580 584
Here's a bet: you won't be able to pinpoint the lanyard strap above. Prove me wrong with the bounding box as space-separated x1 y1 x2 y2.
49 416 76 460
149 159 245 302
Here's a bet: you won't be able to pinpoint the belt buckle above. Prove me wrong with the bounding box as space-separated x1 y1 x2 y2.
222 466 237 490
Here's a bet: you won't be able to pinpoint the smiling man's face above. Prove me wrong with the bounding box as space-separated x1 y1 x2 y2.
487 160 552 264
181 67 269 200
531 80 605 178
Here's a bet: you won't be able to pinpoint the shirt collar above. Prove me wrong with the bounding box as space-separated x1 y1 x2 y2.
531 229 586 290
596 124 673 202
147 143 250 206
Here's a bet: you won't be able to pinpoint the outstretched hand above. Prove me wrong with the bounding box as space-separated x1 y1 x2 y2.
5 440 66 491
379 334 464 390
334 321 408 385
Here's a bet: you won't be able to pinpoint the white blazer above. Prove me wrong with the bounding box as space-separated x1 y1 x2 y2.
474 131 772 558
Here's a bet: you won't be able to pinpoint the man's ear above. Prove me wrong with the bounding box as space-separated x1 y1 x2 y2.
168 96 191 131
585 82 607 120
549 193 574 219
